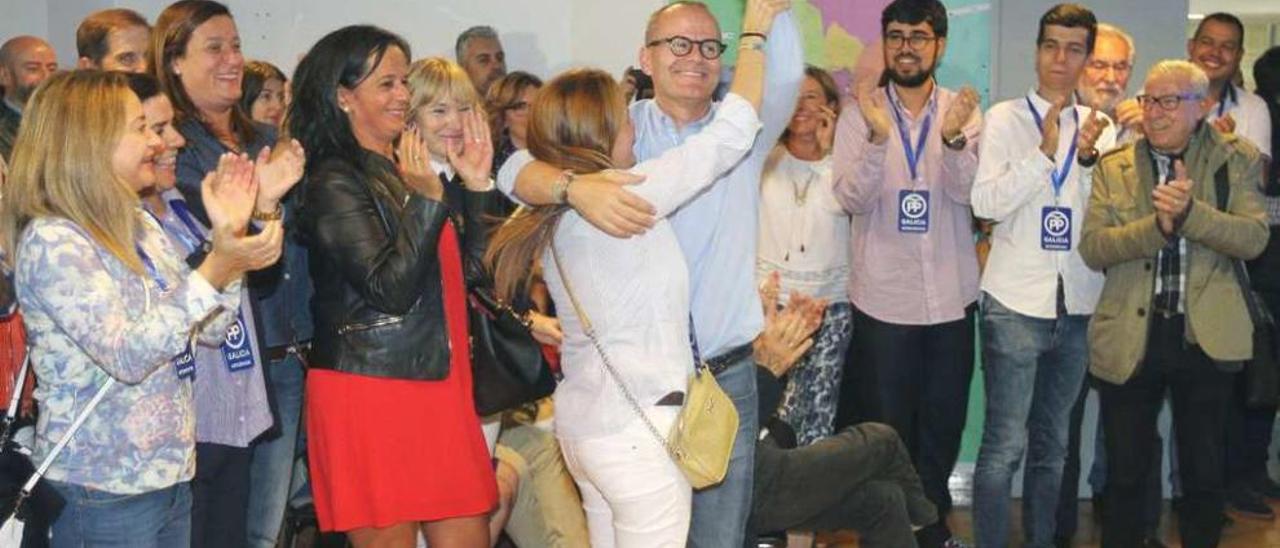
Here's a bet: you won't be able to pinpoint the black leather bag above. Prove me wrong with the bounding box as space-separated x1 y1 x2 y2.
468 287 556 416
1215 165 1280 408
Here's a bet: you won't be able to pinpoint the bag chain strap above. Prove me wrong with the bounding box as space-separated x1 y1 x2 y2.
549 241 684 459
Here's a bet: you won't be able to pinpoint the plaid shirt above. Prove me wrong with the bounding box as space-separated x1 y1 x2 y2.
1152 152 1188 315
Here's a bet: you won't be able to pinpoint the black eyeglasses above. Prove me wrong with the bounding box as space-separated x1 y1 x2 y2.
884 32 937 50
1136 93 1202 111
505 100 530 112
645 35 727 60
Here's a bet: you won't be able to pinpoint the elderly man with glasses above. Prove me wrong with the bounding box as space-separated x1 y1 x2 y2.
1080 59 1268 547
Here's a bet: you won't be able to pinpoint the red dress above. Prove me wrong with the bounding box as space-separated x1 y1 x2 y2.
306 222 498 532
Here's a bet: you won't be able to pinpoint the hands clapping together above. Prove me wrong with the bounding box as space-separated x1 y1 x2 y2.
195 145 304 290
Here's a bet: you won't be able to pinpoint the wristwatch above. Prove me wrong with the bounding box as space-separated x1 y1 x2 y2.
942 131 967 151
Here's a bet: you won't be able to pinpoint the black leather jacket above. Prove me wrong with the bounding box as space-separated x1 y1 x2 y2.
301 150 491 381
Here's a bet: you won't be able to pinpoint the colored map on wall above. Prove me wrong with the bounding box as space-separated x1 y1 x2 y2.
701 0 993 104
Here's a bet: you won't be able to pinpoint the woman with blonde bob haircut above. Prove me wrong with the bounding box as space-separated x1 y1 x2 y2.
406 56 561 450
3 70 283 546
484 0 788 542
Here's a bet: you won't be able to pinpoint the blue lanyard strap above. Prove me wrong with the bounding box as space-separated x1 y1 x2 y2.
1216 84 1235 119
1026 95 1080 197
168 199 208 245
142 206 201 254
136 245 170 293
887 87 933 181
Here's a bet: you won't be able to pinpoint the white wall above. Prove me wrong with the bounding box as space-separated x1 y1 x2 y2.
4 0 664 80
992 0 1192 102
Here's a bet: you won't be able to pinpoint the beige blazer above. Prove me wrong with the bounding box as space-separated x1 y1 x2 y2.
1079 123 1268 385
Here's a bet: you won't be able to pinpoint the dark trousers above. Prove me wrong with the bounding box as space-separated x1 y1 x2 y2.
1056 380 1164 544
838 304 976 545
1224 289 1280 495
1097 315 1233 548
749 423 938 547
192 442 252 548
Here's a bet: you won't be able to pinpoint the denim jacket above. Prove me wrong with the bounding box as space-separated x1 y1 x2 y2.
174 119 314 350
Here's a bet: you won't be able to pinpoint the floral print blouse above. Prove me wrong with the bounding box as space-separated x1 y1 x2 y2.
15 212 241 494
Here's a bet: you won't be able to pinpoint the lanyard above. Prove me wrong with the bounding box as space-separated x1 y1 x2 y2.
1216 84 1235 119
887 87 933 182
1026 95 1080 198
143 206 201 254
168 199 208 245
136 245 169 293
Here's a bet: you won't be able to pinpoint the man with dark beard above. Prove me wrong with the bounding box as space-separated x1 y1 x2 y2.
0 35 57 161
831 1 981 546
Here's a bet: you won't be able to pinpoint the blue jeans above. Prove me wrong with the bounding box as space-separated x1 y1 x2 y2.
246 353 305 548
49 480 191 548
973 294 1088 548
688 350 757 548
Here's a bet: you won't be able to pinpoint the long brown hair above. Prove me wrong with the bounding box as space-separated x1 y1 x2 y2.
151 0 259 146
2 71 145 273
485 69 625 301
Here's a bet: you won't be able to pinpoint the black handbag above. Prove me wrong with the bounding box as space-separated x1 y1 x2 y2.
1214 165 1280 408
468 287 556 416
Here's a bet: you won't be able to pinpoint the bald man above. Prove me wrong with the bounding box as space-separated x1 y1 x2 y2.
0 36 58 160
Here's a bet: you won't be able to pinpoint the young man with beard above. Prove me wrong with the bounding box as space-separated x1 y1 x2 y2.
496 2 804 546
0 35 57 161
970 4 1115 547
831 1 980 545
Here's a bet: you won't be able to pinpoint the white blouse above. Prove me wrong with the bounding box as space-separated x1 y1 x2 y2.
544 94 762 441
757 146 851 304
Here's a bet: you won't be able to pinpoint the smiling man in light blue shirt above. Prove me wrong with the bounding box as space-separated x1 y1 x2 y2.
496 2 803 544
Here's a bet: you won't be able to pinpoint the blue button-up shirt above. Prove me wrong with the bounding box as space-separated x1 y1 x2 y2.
175 119 314 349
629 14 804 356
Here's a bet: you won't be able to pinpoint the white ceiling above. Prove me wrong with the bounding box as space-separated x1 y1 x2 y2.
1190 0 1280 16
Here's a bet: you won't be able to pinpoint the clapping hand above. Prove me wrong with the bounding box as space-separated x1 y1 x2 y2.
199 153 285 289
1115 98 1143 136
941 86 980 142
1076 107 1111 155
753 272 826 377
859 89 893 145
1152 159 1195 236
253 138 306 215
447 108 494 191
1038 96 1067 159
1212 113 1237 135
397 125 444 201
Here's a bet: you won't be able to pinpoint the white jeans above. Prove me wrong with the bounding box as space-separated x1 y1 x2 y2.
558 407 690 547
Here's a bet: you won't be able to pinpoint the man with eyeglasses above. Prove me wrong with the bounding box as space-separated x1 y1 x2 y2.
830 1 980 545
970 4 1115 547
495 1 803 546
1056 21 1166 548
1080 59 1267 547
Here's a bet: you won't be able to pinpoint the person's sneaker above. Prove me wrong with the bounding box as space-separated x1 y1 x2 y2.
1257 477 1280 500
1226 488 1276 520
941 538 971 548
